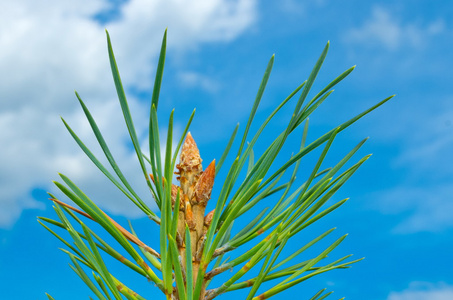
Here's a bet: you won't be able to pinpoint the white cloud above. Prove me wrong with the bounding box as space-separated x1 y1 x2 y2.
107 0 257 90
393 107 453 175
279 0 305 15
374 185 453 234
177 71 220 93
340 5 452 235
367 98 453 233
376 97 453 177
0 0 257 228
343 6 445 51
388 282 453 300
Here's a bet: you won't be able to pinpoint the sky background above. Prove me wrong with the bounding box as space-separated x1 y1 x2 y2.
0 0 452 299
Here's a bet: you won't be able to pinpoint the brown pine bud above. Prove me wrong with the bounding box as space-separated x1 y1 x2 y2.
180 132 202 171
185 199 195 230
171 184 184 211
193 160 215 206
176 132 203 199
204 209 215 227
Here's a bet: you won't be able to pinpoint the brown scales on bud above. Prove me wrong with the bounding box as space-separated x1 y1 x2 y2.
204 209 215 227
193 160 215 206
176 132 203 198
174 133 217 290
184 197 196 230
179 132 202 169
171 184 183 210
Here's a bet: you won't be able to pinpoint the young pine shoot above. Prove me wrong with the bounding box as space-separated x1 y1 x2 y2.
40 29 393 300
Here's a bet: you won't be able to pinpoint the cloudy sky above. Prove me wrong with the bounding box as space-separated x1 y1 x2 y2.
0 0 452 299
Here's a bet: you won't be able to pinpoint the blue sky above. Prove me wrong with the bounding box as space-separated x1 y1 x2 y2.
0 0 452 299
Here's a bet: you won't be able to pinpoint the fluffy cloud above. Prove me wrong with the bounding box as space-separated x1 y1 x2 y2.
388 282 453 300
0 0 256 228
177 70 220 93
367 96 453 233
343 6 445 51
374 185 453 234
340 5 453 234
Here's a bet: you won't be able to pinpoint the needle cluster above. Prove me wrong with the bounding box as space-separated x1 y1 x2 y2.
39 29 393 300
